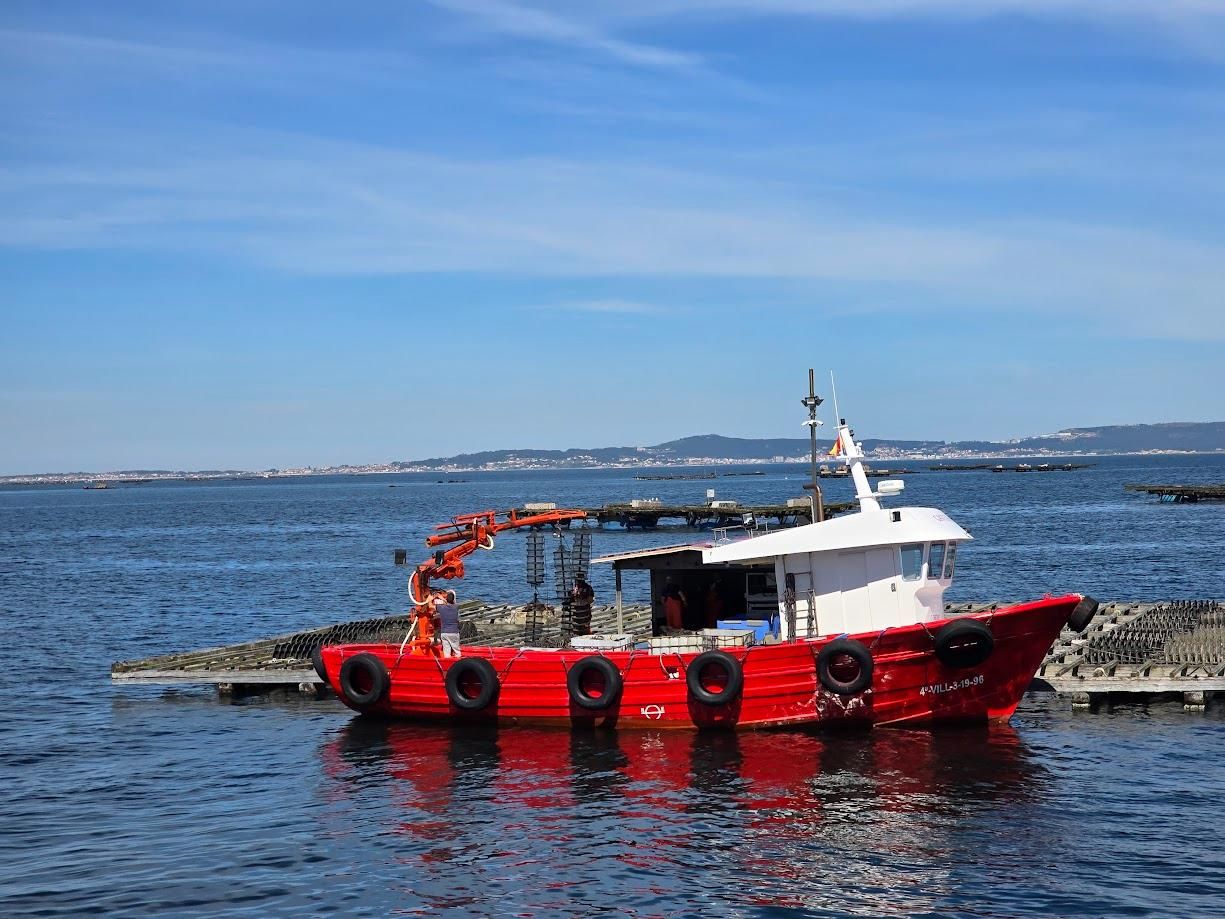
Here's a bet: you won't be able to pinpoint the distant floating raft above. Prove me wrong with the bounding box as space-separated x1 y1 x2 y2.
528 500 854 529
1125 483 1225 502
634 472 717 481
990 463 1094 472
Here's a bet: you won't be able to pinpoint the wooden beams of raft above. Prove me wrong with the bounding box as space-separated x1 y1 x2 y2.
110 601 654 697
1035 600 1225 711
1125 483 1225 502
543 501 855 529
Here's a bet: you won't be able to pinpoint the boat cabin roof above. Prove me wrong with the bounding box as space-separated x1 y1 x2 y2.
592 506 970 571
592 543 713 570
702 506 972 566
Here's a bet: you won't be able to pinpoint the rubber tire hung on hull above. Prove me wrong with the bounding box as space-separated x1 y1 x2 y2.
816 638 874 695
686 650 744 706
933 619 994 669
1067 595 1099 633
445 657 499 711
311 645 328 684
339 653 389 707
566 655 623 710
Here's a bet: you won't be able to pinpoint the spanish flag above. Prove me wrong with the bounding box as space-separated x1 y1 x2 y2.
826 433 842 457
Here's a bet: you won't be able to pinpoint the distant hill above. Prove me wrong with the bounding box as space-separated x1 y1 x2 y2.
650 434 943 459
992 422 1225 454
399 421 1225 469
6 421 1223 484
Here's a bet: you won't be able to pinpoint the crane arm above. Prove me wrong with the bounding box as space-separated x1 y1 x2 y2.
408 508 587 607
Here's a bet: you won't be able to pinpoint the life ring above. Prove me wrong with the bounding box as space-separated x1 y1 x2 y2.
566 656 623 710
311 645 329 684
1068 595 1099 633
338 653 389 707
933 619 994 669
817 638 874 695
445 657 499 711
686 650 744 706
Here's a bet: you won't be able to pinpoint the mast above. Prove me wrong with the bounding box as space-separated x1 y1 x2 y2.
840 419 879 512
801 368 825 523
828 371 878 512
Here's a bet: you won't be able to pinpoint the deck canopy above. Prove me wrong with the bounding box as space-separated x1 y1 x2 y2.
592 543 713 571
594 541 777 634
703 507 972 566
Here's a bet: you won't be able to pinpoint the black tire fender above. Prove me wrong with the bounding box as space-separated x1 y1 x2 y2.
817 638 874 695
934 619 995 669
566 656 623 710
1068 595 1099 633
445 657 499 711
686 650 744 706
338 653 389 707
311 645 329 684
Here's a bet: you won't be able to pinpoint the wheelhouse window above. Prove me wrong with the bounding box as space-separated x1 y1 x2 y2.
943 543 957 579
928 542 946 580
900 543 924 581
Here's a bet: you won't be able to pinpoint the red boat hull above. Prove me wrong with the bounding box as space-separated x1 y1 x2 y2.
317 594 1081 730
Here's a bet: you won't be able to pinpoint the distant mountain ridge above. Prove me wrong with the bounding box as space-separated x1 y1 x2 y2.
399 421 1225 469
6 421 1224 483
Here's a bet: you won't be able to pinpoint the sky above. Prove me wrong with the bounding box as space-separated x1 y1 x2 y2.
2 0 1224 474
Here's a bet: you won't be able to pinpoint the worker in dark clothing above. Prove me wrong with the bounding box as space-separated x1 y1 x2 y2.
661 577 687 631
569 577 595 636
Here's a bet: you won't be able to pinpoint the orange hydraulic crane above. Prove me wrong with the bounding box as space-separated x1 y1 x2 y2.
401 508 588 656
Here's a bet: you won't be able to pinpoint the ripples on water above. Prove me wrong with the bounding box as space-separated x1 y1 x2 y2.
2 457 1224 915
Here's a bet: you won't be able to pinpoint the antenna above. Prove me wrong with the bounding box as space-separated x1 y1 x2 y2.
829 371 842 425
800 368 826 523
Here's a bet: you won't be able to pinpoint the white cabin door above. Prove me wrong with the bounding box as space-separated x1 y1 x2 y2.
836 551 871 633
864 547 900 626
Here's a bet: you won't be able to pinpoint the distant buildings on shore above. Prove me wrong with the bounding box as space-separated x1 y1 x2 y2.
4 447 1220 486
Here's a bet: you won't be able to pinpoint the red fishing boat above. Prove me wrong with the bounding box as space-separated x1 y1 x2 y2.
315 378 1097 730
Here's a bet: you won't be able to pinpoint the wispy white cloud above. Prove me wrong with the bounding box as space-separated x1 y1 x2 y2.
426 0 702 71
467 1 1225 60
3 3 1223 344
3 125 1222 339
586 1 1225 29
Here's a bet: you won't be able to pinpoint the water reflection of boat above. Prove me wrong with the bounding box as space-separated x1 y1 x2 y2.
326 720 1043 815
320 720 1044 914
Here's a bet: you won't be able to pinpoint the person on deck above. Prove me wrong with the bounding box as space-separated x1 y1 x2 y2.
569 577 595 636
434 590 462 657
661 578 687 631
704 579 725 629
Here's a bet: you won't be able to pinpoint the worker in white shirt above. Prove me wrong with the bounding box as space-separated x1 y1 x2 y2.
433 589 462 657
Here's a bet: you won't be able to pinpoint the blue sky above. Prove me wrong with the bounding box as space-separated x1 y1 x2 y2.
3 1 1224 474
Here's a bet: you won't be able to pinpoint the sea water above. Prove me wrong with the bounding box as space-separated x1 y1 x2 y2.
1 456 1224 916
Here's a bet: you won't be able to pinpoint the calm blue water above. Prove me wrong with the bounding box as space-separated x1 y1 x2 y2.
2 456 1224 916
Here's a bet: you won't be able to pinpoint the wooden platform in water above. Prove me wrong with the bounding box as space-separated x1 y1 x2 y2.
992 463 1093 472
1125 483 1225 502
816 467 916 478
113 599 1225 710
1032 600 1225 709
110 601 654 694
546 501 854 529
929 463 1094 472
